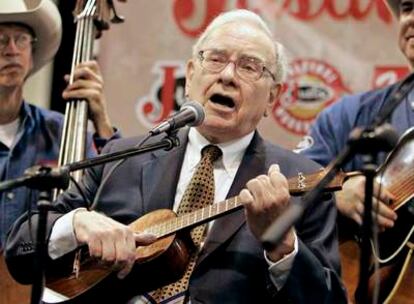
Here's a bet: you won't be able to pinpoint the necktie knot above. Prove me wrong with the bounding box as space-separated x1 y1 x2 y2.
201 145 222 163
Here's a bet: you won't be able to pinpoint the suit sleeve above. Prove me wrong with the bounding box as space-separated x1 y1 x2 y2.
268 150 347 303
276 191 347 303
4 141 114 284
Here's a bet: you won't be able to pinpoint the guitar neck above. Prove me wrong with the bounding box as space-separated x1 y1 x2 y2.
145 195 244 238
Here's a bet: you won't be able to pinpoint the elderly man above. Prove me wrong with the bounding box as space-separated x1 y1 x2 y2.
6 9 346 304
0 0 117 252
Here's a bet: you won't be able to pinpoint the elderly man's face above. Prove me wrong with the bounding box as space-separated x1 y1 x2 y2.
0 24 34 89
398 0 414 67
185 22 281 143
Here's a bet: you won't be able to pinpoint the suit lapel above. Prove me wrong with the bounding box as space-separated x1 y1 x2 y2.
141 131 188 213
197 133 268 265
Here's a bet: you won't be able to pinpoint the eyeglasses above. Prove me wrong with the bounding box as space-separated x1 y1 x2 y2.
198 49 276 82
0 32 36 51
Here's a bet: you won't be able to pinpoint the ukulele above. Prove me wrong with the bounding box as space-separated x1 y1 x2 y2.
43 169 348 303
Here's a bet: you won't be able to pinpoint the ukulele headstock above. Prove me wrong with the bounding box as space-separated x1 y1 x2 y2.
288 169 350 196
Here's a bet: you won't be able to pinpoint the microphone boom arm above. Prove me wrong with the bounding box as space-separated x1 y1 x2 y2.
0 134 180 193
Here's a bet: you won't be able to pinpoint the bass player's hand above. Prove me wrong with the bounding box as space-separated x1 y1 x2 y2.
62 60 114 139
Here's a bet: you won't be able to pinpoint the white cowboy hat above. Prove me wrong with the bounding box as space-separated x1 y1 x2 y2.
0 0 62 74
385 0 398 16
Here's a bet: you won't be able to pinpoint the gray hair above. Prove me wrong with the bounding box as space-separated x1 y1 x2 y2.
192 9 288 83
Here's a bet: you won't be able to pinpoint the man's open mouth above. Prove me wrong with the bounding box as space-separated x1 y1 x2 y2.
210 94 235 108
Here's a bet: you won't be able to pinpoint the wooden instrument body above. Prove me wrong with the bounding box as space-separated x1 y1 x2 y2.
340 127 414 304
0 253 30 304
340 240 414 304
45 209 192 303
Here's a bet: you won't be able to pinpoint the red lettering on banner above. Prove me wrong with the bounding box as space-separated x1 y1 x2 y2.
141 66 178 123
372 66 410 89
173 0 393 38
136 63 186 128
158 66 177 123
173 0 226 37
280 0 392 22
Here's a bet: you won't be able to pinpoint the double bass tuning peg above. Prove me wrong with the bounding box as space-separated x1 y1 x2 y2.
108 0 124 24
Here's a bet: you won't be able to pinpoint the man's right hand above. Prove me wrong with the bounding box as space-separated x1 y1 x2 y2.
73 210 156 279
335 175 398 231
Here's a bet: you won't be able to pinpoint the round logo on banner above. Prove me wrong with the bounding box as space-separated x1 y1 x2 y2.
272 58 350 135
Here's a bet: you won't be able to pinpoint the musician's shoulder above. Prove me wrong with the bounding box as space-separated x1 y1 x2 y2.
263 140 323 176
107 135 146 149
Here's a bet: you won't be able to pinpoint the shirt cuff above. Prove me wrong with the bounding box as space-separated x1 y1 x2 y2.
48 208 86 260
265 232 298 290
93 127 120 151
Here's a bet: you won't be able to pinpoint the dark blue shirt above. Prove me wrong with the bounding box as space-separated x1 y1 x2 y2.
0 101 117 249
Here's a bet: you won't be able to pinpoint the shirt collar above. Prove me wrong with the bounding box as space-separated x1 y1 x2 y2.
187 128 254 172
20 101 35 131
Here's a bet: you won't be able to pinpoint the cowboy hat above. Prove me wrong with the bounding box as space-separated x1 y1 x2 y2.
385 0 398 16
0 0 62 74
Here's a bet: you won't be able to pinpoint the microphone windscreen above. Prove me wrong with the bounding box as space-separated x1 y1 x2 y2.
181 101 205 127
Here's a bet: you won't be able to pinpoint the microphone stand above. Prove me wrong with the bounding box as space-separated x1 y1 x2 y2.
0 132 180 304
262 72 414 303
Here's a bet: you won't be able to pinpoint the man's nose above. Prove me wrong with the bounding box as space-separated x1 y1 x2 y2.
219 61 237 83
2 37 20 54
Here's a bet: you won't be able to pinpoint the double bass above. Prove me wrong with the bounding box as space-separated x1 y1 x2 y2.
43 1 125 303
57 0 124 186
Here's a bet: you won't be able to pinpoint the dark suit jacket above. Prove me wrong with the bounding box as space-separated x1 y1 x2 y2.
5 130 347 303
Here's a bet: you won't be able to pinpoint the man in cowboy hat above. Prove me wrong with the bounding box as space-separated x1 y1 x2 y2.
0 0 117 251
297 0 413 301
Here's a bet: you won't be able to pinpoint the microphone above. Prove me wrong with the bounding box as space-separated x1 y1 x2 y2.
149 101 205 135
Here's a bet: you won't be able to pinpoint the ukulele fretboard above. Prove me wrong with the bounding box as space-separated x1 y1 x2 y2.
144 195 244 238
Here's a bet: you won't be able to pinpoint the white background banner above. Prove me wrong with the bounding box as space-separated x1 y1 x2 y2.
98 0 408 148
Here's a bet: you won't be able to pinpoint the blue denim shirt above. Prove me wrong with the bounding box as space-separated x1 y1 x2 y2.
0 101 117 250
299 84 414 171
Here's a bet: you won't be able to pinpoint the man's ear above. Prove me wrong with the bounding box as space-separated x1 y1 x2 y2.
185 59 195 96
264 83 283 117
